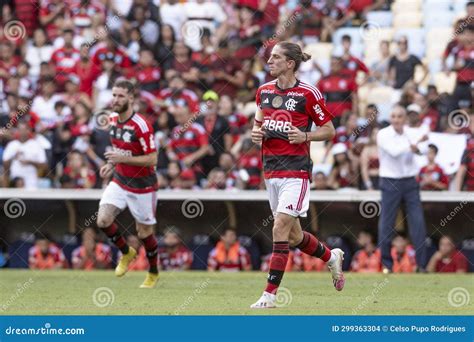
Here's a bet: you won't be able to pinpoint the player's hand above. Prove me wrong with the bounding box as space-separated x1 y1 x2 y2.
104 151 126 164
288 125 307 144
251 126 265 144
99 163 114 179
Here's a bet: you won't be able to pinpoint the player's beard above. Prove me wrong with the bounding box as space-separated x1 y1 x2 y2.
113 102 129 115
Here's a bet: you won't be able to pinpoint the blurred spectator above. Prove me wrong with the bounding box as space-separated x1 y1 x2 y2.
2 121 47 188
159 0 186 41
31 77 63 131
127 49 161 95
72 228 112 270
157 74 200 115
208 228 251 271
291 0 324 44
169 41 200 88
197 91 231 174
311 171 332 190
391 234 417 273
129 5 159 47
454 115 474 191
360 127 380 190
377 106 427 272
369 40 391 86
0 41 20 83
154 24 176 72
158 227 193 271
418 144 449 191
60 150 96 189
351 230 382 273
50 28 80 89
92 55 121 110
62 74 92 109
164 160 197 190
340 34 369 84
388 36 428 89
427 236 468 273
28 234 66 269
413 92 440 132
236 139 262 190
320 0 346 42
299 249 327 272
218 95 248 144
168 103 209 181
344 0 385 25
318 56 357 127
25 28 54 81
91 34 131 73
328 143 359 189
39 0 68 41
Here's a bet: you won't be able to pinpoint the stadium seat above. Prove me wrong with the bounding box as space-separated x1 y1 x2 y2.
189 234 213 270
325 235 353 271
423 11 455 28
392 1 422 13
423 0 453 12
453 0 469 15
460 238 474 272
304 42 333 61
366 11 393 28
433 71 457 93
426 28 454 53
238 235 261 270
366 86 398 121
393 12 422 28
7 240 33 268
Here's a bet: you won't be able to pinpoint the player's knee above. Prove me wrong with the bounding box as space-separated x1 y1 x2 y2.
272 220 289 240
96 216 112 229
136 226 153 239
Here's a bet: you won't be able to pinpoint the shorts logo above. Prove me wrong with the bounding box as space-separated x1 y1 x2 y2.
286 204 294 210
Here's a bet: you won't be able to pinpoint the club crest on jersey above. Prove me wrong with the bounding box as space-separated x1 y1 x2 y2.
285 98 297 111
272 96 283 108
122 131 132 143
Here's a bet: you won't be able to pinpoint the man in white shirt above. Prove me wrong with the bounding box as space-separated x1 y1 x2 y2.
2 122 47 189
377 105 427 272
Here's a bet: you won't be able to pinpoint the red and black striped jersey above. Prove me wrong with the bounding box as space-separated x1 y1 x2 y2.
256 79 333 179
461 137 474 191
109 112 158 194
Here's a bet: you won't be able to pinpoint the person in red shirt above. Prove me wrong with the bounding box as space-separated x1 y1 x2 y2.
127 49 161 96
91 34 132 73
0 41 20 81
208 228 251 272
237 138 263 190
60 150 96 189
169 41 200 91
72 228 112 270
317 56 357 127
344 0 385 25
391 235 417 273
50 28 80 90
158 227 193 271
250 41 344 309
291 0 324 42
351 230 382 273
450 25 474 110
219 95 248 144
28 234 66 269
413 92 440 132
39 0 68 41
341 35 369 84
157 74 200 115
320 0 346 42
95 79 160 289
455 125 474 191
74 43 100 97
418 144 449 191
427 236 468 273
168 104 210 179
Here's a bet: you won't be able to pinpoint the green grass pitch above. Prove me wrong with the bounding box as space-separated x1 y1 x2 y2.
0 270 472 315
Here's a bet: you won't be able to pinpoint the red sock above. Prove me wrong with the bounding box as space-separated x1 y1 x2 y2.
103 223 129 254
141 234 158 274
265 241 289 294
296 231 331 262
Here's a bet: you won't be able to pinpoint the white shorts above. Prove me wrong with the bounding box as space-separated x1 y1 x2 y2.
99 181 158 225
265 178 310 218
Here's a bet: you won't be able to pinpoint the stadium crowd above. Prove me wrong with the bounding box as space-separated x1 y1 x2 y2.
0 226 467 273
0 0 472 192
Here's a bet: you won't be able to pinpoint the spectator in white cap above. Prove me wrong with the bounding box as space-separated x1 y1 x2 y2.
328 143 359 189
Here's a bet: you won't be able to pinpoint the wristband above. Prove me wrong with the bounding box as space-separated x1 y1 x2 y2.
254 118 263 126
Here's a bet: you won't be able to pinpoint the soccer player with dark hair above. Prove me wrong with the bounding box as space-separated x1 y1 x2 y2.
250 41 345 309
96 79 160 288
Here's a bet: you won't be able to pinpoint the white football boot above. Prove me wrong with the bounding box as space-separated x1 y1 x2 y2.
327 248 345 291
250 291 276 309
